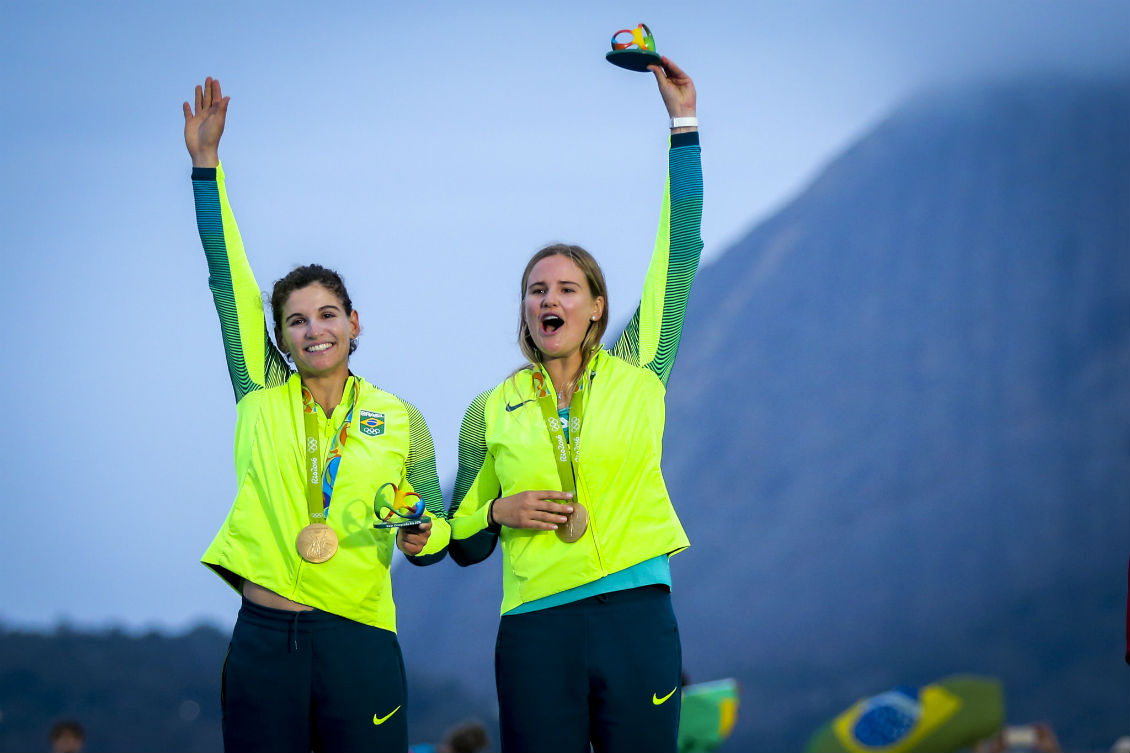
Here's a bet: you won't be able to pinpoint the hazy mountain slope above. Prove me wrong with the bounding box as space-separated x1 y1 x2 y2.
664 77 1129 749
394 76 1129 751
4 78 1124 753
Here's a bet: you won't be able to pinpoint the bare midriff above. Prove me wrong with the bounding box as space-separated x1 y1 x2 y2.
241 579 314 611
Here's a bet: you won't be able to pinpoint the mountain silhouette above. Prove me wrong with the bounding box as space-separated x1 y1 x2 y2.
2 76 1125 753
664 75 1129 749
396 75 1130 751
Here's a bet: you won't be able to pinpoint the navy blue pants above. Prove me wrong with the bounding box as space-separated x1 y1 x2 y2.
495 585 682 753
221 599 408 753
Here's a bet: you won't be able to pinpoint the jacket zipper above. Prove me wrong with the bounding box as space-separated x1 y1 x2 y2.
575 463 607 577
549 366 608 578
571 368 606 577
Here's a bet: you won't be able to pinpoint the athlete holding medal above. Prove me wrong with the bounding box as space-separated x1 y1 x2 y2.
446 51 702 753
183 77 449 753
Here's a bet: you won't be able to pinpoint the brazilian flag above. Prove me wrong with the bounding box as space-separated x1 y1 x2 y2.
805 675 1003 753
678 678 740 753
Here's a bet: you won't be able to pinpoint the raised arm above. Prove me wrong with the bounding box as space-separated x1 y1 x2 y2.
652 56 698 136
184 77 289 402
183 76 228 169
610 58 703 387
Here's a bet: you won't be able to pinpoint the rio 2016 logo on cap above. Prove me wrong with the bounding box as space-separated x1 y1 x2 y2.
359 410 385 436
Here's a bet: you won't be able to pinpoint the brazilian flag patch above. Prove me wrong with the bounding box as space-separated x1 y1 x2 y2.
359 410 385 436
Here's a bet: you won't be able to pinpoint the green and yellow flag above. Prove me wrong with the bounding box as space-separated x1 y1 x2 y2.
805 675 1003 753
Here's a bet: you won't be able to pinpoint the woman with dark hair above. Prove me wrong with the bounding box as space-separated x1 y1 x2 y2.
446 57 703 753
183 77 448 753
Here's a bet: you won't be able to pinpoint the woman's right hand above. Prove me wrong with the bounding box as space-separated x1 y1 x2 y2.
182 76 229 168
648 56 696 127
490 491 574 531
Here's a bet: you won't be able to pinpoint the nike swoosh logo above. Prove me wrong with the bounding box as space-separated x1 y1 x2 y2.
372 706 401 725
652 688 678 705
505 399 534 412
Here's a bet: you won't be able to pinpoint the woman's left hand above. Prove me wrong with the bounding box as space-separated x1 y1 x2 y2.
396 520 432 555
182 76 229 168
648 56 696 120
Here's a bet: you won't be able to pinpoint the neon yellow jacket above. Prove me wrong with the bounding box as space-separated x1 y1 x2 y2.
449 134 702 613
191 163 449 631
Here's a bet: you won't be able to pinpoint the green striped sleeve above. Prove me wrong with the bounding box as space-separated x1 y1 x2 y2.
400 396 449 565
448 390 504 566
449 389 497 521
192 163 290 402
400 398 445 518
610 136 704 387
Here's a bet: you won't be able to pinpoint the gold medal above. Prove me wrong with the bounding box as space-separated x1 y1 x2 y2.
556 502 589 543
296 523 339 563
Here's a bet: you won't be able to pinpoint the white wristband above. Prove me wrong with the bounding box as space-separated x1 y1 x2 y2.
670 116 698 129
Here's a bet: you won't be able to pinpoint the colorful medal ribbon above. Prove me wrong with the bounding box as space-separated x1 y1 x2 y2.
302 379 358 526
533 367 592 542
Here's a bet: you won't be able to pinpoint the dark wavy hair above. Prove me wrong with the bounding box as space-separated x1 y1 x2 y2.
270 264 358 355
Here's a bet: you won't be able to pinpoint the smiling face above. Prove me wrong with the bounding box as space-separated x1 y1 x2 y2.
278 283 360 379
522 253 606 364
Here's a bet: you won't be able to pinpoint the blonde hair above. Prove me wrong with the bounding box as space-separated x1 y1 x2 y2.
517 244 609 395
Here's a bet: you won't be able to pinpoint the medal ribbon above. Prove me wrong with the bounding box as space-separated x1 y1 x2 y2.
532 367 590 495
302 380 358 525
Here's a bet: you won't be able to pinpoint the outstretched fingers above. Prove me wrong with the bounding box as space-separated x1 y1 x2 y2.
183 76 228 167
207 77 225 111
187 78 226 117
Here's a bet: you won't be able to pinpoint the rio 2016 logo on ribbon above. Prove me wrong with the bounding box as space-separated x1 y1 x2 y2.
359 410 385 436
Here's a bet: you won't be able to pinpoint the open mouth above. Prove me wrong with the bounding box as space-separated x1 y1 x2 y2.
305 342 334 353
540 314 565 334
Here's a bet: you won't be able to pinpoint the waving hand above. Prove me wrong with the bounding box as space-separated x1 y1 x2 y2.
183 77 229 168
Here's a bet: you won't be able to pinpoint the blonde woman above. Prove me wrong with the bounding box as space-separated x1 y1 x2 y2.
447 58 702 753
